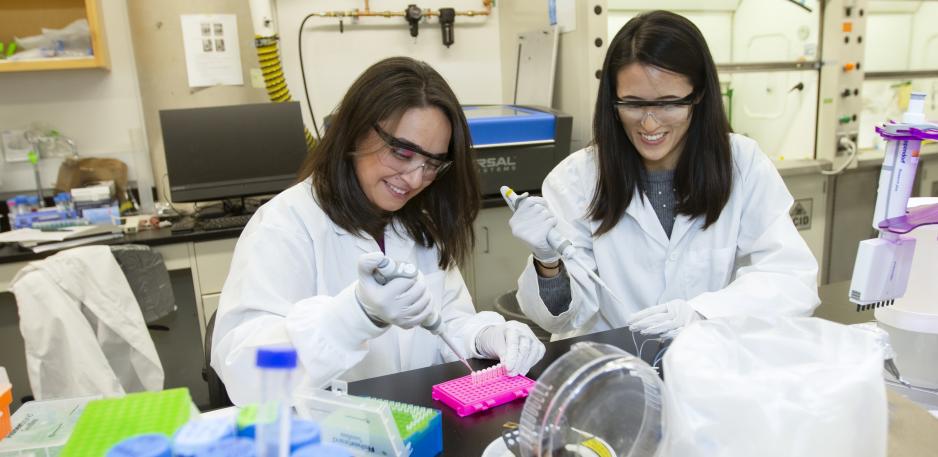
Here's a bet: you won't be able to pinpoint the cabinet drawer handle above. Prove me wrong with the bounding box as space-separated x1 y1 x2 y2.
483 226 490 254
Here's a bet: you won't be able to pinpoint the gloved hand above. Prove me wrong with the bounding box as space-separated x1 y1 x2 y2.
625 300 703 340
508 196 560 263
475 321 546 376
355 252 435 329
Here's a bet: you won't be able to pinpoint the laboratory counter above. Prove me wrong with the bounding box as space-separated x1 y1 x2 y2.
0 224 249 345
0 225 244 265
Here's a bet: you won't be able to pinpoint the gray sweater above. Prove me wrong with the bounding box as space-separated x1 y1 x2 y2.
537 169 677 315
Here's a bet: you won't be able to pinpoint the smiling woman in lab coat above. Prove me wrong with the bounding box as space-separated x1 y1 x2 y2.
212 57 544 405
510 11 820 341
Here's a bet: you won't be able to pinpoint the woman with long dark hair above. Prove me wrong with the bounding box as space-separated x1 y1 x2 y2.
510 11 819 340
213 57 544 404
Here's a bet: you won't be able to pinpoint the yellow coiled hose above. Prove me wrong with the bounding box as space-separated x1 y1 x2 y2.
256 35 316 152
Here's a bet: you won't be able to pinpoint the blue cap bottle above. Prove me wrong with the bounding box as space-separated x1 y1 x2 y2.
196 437 256 457
173 417 236 457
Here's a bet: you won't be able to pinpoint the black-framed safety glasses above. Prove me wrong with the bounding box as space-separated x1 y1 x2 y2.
613 92 699 124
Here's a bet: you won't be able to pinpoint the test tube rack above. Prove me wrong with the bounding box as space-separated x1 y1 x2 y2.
431 364 535 417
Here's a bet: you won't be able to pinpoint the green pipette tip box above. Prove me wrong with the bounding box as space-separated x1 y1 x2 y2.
370 398 442 456
59 388 193 457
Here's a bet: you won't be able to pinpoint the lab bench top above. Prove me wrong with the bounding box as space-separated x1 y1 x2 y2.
0 225 245 265
773 158 831 176
348 326 660 457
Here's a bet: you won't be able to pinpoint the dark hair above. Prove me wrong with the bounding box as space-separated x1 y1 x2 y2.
590 10 732 236
298 57 479 269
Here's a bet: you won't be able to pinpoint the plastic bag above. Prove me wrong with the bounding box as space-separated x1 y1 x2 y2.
660 316 887 457
12 19 91 60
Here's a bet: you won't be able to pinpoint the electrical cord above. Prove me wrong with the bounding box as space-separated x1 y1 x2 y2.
885 378 938 396
298 14 323 139
821 136 858 176
160 172 187 217
784 0 812 13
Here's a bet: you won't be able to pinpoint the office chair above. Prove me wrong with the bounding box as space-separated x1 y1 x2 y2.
202 310 233 409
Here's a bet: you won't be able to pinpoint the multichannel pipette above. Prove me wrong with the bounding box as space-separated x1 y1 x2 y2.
372 257 474 373
499 186 627 307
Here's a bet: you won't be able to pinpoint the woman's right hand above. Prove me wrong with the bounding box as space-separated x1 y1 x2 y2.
509 196 560 263
355 252 434 329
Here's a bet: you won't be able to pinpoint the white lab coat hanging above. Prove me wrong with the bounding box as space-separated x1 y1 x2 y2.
11 246 164 399
516 134 820 340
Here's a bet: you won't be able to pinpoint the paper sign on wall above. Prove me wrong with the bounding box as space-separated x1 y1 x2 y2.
180 14 243 88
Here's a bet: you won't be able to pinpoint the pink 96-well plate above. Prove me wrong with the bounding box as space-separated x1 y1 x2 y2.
431 364 536 417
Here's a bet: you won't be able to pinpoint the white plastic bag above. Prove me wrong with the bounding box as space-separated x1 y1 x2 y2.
660 316 887 457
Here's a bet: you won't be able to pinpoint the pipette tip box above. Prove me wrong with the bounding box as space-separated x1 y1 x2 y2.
431 364 535 417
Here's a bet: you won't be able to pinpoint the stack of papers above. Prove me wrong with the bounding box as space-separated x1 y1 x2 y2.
0 225 123 253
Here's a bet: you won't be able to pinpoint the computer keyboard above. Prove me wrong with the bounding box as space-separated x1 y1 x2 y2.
170 217 196 233
198 214 253 231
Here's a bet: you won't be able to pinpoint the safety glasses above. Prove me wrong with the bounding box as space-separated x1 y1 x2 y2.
613 92 697 125
373 125 453 181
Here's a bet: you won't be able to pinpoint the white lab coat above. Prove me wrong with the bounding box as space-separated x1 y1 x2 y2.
517 134 820 339
10 246 164 399
211 180 504 405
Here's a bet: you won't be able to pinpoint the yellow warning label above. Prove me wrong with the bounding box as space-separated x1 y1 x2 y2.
581 438 614 457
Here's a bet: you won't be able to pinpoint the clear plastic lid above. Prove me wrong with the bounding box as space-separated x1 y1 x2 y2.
518 342 663 457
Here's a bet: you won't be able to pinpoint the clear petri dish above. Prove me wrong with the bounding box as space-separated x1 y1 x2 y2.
518 342 663 457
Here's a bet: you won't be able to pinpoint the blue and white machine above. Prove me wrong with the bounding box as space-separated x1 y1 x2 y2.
463 105 572 199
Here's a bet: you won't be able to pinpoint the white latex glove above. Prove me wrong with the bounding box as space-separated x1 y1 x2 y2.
508 196 561 263
625 300 704 340
475 321 546 376
355 252 435 329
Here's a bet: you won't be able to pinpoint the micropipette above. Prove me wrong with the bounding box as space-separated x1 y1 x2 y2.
373 257 474 373
500 186 628 307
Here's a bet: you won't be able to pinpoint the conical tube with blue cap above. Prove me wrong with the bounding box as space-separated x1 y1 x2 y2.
255 347 297 457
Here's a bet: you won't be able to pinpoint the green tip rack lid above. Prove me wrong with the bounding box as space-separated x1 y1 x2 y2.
105 434 172 457
60 388 192 457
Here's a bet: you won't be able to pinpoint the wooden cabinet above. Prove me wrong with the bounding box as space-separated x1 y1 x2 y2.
0 0 109 73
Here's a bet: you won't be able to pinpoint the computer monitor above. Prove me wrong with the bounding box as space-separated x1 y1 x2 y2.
159 102 308 203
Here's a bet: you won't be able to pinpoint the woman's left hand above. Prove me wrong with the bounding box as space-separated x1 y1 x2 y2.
625 299 704 339
475 321 546 376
